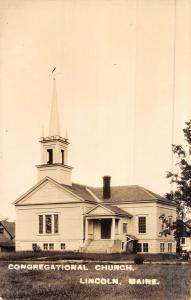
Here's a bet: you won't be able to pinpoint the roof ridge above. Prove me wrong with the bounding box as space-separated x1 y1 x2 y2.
91 185 141 189
139 186 164 199
70 182 96 189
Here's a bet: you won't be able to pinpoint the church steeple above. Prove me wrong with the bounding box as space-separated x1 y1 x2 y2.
36 69 73 186
49 70 60 137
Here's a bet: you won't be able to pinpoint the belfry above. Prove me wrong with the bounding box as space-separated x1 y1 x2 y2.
36 71 72 185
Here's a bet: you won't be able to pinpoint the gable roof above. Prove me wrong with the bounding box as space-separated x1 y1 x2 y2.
88 185 176 206
0 221 15 239
14 177 98 206
14 177 176 207
85 203 132 217
61 183 97 202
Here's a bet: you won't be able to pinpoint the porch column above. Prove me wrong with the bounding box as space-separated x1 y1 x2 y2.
85 218 89 240
111 218 115 240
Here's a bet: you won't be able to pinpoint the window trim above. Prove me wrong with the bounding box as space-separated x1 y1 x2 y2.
38 213 60 235
32 243 37 251
45 215 52 234
54 214 59 234
123 223 128 234
61 149 64 165
47 149 53 164
181 237 185 244
137 242 149 253
49 243 54 250
160 242 165 253
143 243 149 253
137 243 142 252
168 242 172 253
61 243 66 250
43 243 48 250
138 216 147 234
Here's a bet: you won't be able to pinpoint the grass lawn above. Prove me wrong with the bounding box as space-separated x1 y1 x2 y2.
0 262 190 300
0 251 180 262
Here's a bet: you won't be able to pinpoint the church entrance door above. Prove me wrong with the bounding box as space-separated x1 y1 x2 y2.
100 219 111 239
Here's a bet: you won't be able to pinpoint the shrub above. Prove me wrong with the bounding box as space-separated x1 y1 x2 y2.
134 255 144 264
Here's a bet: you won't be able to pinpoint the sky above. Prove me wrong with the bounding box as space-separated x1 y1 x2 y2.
0 0 191 220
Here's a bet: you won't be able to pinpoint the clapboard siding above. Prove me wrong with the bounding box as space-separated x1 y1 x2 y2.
20 181 80 205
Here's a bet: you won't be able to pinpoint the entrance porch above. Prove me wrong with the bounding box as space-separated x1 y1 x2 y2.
84 217 121 253
81 203 133 253
85 217 119 241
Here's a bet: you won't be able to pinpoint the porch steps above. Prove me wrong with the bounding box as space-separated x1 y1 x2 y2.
84 240 113 253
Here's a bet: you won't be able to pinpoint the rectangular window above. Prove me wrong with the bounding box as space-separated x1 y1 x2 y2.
168 217 172 225
47 149 53 164
39 215 43 234
160 243 165 253
45 215 52 234
181 237 185 244
143 243 149 253
168 243 172 253
123 223 127 234
43 243 48 250
137 243 142 252
32 243 37 251
54 214 59 233
49 243 54 250
61 150 64 165
61 243 65 250
138 217 146 233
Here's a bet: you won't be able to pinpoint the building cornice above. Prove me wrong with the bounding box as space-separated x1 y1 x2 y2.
40 136 70 145
36 163 73 169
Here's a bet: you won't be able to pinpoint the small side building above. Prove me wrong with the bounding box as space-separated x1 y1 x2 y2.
181 219 191 252
0 220 15 252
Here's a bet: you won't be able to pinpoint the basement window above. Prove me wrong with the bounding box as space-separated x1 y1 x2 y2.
49 243 54 250
32 243 37 251
47 149 53 164
43 243 48 250
61 243 66 250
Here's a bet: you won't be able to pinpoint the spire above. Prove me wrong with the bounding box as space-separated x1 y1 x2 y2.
65 128 68 140
41 125 44 138
49 68 60 137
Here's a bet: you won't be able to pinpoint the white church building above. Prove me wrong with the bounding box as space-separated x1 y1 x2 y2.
14 76 177 254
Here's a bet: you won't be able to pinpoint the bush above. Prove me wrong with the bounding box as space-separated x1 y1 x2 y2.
33 245 42 252
134 255 144 264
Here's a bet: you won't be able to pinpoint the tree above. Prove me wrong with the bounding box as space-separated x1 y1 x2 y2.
162 120 191 254
166 120 191 214
159 214 189 254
